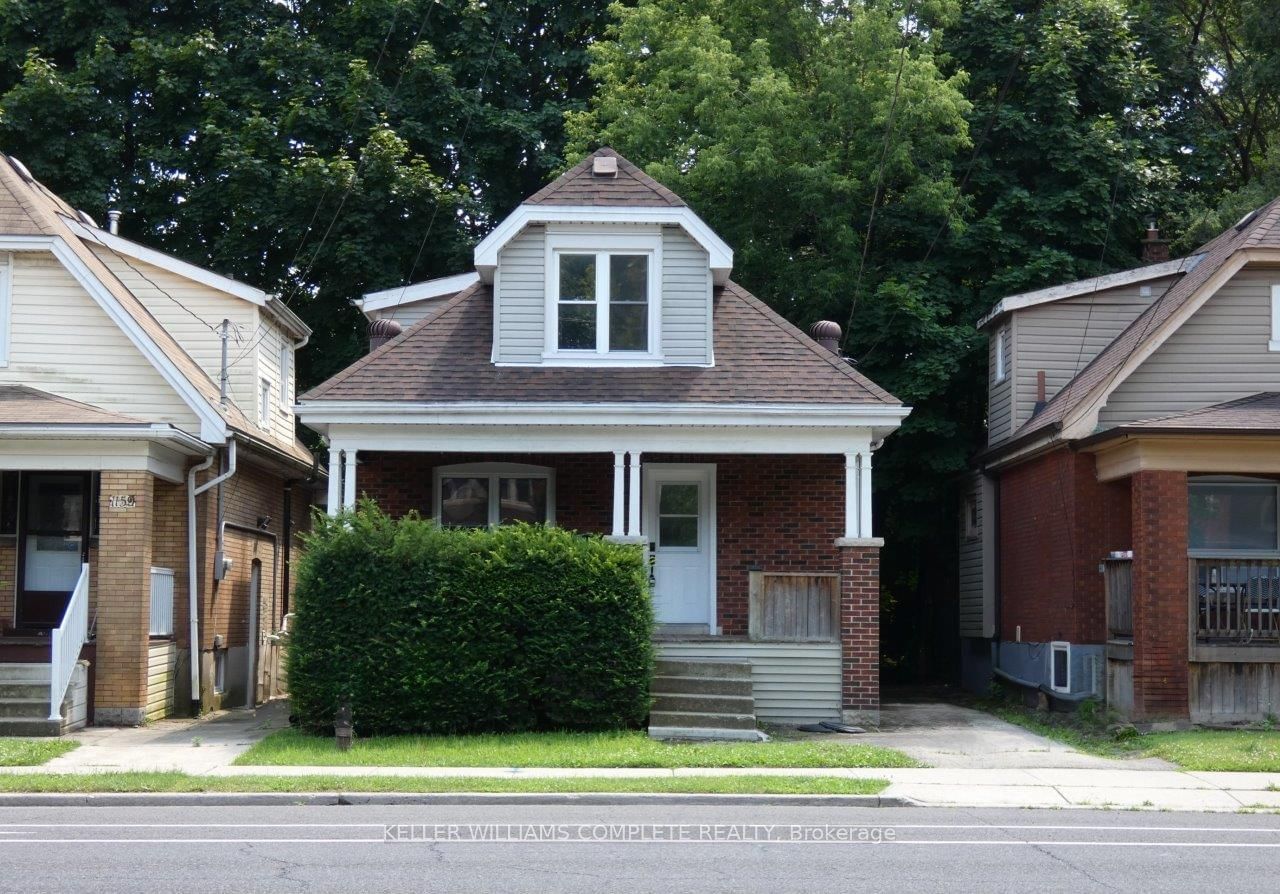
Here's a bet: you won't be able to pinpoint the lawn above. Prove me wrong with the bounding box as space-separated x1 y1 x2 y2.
0 772 887 796
236 729 918 769
0 739 78 767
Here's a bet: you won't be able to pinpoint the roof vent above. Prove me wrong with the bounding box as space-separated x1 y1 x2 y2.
6 156 33 183
592 155 618 177
368 317 403 352
809 320 842 354
107 209 121 235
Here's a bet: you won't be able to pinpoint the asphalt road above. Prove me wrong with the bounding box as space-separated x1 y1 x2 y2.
4 802 1280 893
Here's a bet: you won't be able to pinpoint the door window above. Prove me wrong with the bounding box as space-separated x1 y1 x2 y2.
657 483 700 548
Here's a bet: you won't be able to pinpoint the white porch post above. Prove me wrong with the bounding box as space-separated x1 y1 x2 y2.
843 451 858 539
611 450 626 537
859 449 873 538
327 446 341 516
627 451 642 537
342 448 358 511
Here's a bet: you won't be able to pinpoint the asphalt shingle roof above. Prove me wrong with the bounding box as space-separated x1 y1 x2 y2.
523 147 687 208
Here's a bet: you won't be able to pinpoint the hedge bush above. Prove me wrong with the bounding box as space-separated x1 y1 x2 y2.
287 504 654 735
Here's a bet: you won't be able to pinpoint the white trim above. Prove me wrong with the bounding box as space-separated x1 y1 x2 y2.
358 272 480 313
1049 641 1071 693
433 461 556 526
62 217 270 306
0 252 10 367
326 447 340 516
611 450 625 537
627 451 642 536
1270 284 1280 352
543 232 663 362
643 462 717 629
0 435 204 484
976 256 1198 329
278 342 292 410
994 327 1007 383
342 448 358 510
46 237 228 441
258 375 272 429
474 205 733 285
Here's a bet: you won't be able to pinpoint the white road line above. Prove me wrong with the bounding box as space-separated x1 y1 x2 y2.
2 822 1279 833
2 839 1280 847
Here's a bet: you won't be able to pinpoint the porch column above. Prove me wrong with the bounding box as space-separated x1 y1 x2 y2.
611 451 626 537
1130 469 1189 720
843 450 874 538
326 447 341 516
342 449 358 511
836 447 882 725
627 451 642 537
859 450 873 538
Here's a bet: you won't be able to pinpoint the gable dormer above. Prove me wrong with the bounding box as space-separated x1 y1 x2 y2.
473 149 731 368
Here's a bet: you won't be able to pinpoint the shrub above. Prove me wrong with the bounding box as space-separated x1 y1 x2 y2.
287 503 654 735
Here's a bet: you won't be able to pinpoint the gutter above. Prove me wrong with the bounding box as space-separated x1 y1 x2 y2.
186 439 237 713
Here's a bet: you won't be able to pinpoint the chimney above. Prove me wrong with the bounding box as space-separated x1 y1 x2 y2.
368 317 403 352
1141 222 1169 264
1033 370 1047 415
107 209 121 235
592 154 618 177
809 320 842 354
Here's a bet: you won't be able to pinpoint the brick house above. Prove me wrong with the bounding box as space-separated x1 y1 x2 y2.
962 205 1280 722
298 149 908 730
0 155 316 733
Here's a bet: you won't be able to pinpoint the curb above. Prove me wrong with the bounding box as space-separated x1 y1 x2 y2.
0 792 916 808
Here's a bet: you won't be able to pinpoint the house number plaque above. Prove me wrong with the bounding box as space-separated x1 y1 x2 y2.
108 495 137 510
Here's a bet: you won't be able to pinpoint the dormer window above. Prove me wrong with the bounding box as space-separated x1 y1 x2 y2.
545 230 661 363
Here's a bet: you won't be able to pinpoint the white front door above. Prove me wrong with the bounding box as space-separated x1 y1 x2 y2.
643 464 715 629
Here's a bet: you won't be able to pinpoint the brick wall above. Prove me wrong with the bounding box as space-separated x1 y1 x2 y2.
840 545 880 720
1130 469 1189 719
999 447 1131 644
0 540 14 628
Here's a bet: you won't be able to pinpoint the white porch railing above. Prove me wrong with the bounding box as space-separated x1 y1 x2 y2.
49 563 90 722
149 567 175 637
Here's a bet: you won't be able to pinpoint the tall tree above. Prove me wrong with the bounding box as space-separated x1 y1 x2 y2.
0 0 610 385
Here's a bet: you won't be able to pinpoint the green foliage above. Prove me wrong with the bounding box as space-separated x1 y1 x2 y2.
287 504 654 735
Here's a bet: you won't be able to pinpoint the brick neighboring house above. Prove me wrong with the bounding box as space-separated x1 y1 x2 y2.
298 149 909 729
0 155 316 733
962 204 1280 723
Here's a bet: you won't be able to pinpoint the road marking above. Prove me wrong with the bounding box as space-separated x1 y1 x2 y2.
1 822 1277 833
3 839 1280 847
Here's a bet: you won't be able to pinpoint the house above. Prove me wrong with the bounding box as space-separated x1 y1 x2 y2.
296 148 909 731
962 207 1280 723
0 155 316 733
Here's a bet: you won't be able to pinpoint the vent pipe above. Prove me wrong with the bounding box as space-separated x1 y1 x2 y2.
107 209 122 235
809 320 842 354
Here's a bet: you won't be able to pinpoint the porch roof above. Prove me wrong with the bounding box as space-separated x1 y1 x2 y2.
0 385 144 426
1086 392 1280 440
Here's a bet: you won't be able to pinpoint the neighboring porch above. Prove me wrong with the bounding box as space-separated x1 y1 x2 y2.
331 447 883 726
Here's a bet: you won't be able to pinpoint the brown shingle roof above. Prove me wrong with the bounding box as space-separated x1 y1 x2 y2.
523 148 686 208
302 280 899 406
1015 196 1280 440
0 385 143 425
1115 392 1280 433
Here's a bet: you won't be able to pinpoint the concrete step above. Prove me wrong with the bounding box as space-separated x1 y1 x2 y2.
648 710 758 731
0 683 50 700
651 692 756 715
0 717 62 737
651 674 753 697
0 697 53 719
653 659 751 680
0 663 51 683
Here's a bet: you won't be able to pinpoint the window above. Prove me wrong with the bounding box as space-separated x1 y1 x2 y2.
435 463 554 527
1271 285 1280 351
962 496 979 540
279 343 291 410
1189 478 1280 553
259 377 271 428
1049 641 1070 693
994 327 1007 382
657 483 700 548
545 231 660 361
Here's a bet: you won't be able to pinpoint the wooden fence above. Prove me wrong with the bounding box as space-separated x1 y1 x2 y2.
747 572 840 642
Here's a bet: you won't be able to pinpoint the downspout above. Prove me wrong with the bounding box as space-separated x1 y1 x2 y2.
187 439 238 713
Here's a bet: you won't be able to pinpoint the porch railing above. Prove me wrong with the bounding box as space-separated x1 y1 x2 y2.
1192 557 1280 645
49 563 90 722
149 567 175 637
1103 557 1133 641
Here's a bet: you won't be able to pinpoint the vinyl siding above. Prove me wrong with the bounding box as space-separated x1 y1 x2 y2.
655 640 841 723
987 322 1014 444
958 471 986 638
493 223 713 365
372 299 446 328
1100 267 1280 426
253 323 298 446
0 252 198 427
661 226 712 364
1011 278 1171 429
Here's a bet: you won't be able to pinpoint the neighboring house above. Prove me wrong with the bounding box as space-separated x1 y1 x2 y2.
297 148 909 730
0 155 316 733
963 207 1280 722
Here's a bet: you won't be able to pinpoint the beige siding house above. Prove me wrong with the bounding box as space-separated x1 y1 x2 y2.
0 154 316 734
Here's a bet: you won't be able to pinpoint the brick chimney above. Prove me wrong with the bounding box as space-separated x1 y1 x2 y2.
1141 222 1170 264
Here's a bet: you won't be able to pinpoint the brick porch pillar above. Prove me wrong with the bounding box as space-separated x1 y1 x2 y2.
1130 469 1189 721
93 471 155 726
837 539 881 725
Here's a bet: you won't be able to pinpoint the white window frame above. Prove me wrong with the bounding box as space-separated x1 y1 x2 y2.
278 342 292 411
1271 284 1280 351
0 253 11 367
543 229 663 365
1049 641 1070 693
994 326 1007 382
1188 476 1280 557
433 462 556 527
259 377 271 429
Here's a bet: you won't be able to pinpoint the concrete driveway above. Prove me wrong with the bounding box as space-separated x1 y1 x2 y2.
848 702 1173 769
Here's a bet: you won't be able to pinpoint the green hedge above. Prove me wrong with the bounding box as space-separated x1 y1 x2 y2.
287 504 654 735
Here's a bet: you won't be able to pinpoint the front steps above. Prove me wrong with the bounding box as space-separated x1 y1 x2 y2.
648 658 764 741
0 662 88 736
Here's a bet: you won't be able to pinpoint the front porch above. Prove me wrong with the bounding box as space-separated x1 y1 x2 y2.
332 447 883 725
